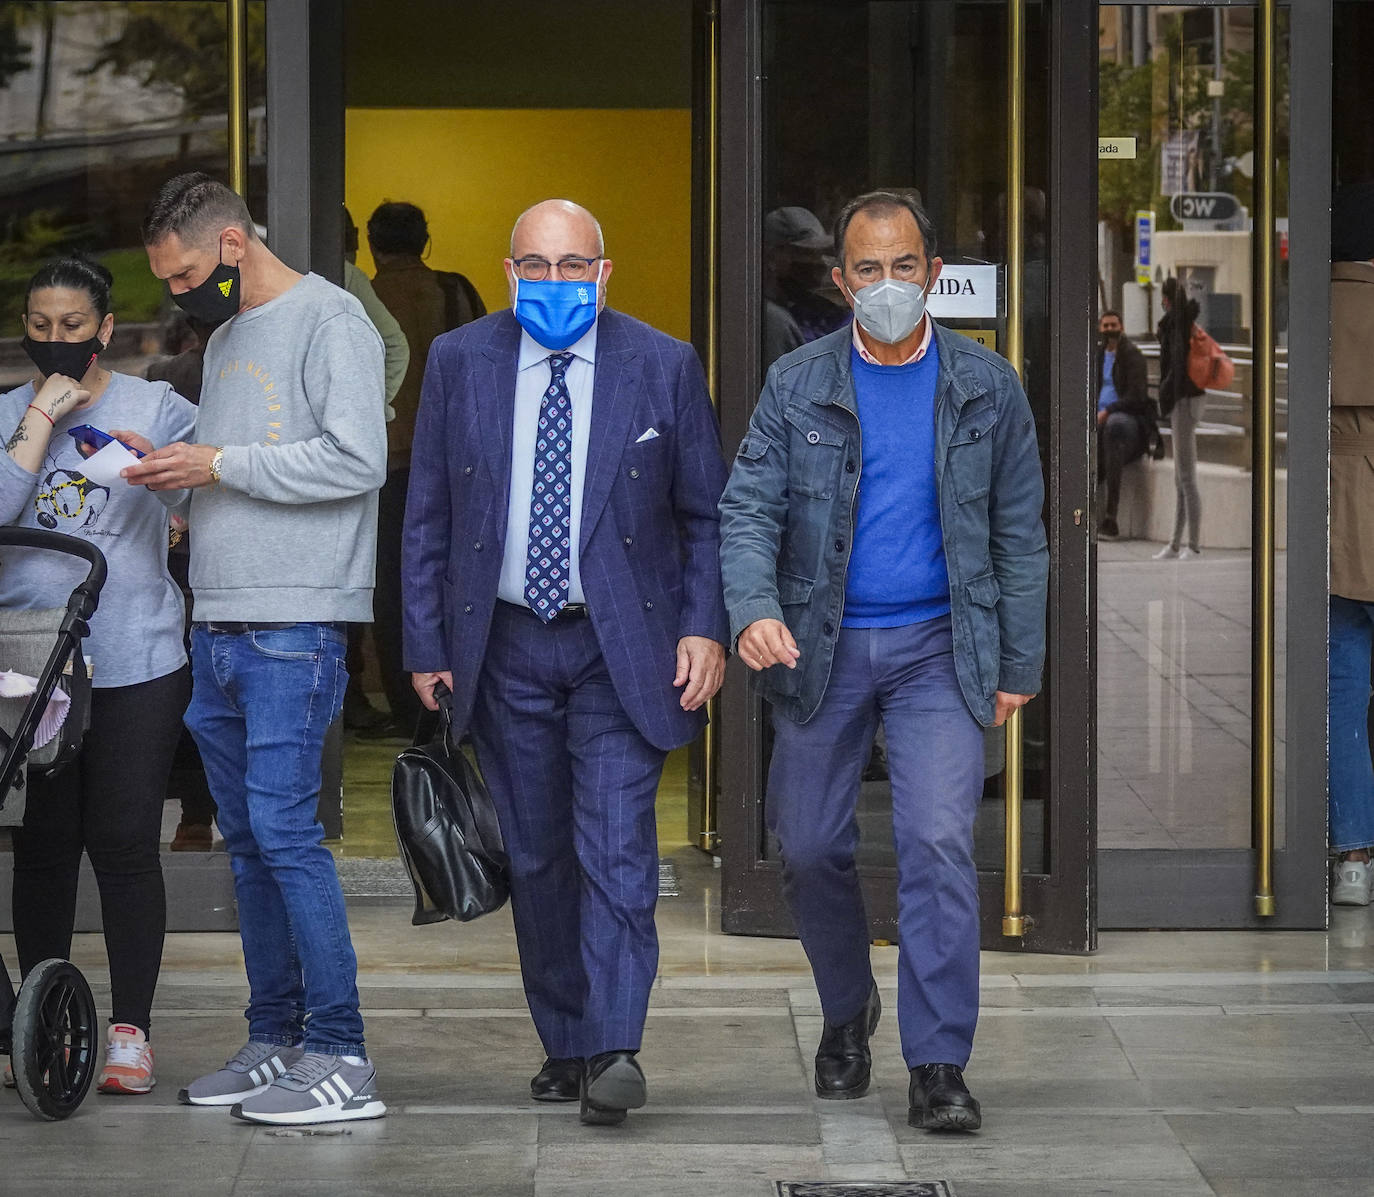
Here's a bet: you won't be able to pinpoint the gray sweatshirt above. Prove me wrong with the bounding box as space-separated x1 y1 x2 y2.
191 272 388 622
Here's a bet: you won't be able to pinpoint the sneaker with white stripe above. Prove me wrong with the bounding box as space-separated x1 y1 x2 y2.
179 1041 304 1106
230 1052 386 1125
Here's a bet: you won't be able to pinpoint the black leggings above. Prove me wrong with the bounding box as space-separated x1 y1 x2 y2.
11 665 190 1036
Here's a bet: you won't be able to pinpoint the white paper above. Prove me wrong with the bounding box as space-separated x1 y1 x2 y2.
0 669 72 749
79 438 142 486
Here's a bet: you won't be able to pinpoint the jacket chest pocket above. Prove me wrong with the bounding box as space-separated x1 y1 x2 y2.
784 404 848 500
947 402 998 503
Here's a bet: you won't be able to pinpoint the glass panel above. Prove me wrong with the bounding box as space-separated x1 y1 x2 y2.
0 2 266 859
757 0 1053 875
1095 5 1288 850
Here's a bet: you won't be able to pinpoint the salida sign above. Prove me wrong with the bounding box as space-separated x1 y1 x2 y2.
1170 192 1240 222
926 264 998 319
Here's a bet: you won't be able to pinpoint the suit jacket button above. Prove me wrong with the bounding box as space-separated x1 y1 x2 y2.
463 465 473 475
629 467 640 479
644 600 654 610
624 536 634 546
463 604 473 614
823 621 835 635
473 541 483 551
845 460 856 473
971 429 981 439
834 539 844 552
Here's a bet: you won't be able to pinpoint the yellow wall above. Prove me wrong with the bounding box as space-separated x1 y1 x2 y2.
345 108 693 342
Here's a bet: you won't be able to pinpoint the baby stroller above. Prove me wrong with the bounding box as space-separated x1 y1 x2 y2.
0 527 106 1120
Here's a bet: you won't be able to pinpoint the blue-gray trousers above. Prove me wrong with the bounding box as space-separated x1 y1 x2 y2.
767 615 984 1068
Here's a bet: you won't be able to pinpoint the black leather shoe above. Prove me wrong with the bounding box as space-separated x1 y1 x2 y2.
580 1050 647 1126
530 1057 583 1102
814 981 881 1099
907 1063 982 1132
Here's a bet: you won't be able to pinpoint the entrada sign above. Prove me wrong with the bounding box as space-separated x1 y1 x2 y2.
1170 192 1240 222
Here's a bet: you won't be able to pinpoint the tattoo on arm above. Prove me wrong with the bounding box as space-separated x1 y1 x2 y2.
45 390 72 420
6 423 28 453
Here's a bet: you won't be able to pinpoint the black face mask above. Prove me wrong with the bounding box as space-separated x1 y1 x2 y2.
172 247 241 323
22 335 103 380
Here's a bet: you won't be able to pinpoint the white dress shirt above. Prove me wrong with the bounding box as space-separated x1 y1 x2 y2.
497 322 598 606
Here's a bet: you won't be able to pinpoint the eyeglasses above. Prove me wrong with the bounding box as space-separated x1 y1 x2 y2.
511 255 603 282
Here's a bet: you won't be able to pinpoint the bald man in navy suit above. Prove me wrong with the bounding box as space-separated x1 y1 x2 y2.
403 200 728 1127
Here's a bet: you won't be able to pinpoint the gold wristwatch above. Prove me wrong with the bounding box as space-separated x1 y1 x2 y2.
208 447 224 484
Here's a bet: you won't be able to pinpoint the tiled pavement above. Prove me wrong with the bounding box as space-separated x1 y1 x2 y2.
3 847 1372 1196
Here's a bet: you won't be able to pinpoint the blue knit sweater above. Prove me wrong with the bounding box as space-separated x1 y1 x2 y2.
842 340 951 628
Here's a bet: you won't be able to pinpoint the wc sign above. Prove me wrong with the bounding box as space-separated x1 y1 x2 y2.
925 264 999 319
1170 192 1240 222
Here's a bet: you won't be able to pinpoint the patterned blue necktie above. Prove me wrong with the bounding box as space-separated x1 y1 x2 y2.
524 352 575 621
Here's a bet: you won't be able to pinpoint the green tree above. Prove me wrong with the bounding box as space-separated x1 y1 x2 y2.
83 1 266 117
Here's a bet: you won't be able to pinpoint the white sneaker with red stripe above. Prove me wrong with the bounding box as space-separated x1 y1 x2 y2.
97 1024 156 1095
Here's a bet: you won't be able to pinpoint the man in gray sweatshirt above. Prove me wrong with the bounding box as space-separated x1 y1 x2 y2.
126 173 388 1126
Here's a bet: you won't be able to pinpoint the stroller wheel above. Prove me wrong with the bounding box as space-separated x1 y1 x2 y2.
10 958 98 1120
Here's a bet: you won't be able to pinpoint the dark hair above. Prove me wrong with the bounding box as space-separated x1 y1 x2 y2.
1161 276 1182 305
143 171 256 248
26 255 115 319
1100 309 1121 321
367 201 429 256
833 190 938 268
1333 181 1374 261
343 205 359 256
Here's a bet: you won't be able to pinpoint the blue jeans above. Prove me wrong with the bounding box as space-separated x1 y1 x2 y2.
1329 595 1374 853
186 623 365 1055
767 616 985 1069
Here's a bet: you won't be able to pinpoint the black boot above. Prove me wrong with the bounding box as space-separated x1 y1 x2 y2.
530 1057 583 1102
580 1050 646 1126
907 1063 981 1132
814 981 880 1099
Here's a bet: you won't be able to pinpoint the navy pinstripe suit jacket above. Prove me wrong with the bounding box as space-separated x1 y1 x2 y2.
401 308 729 752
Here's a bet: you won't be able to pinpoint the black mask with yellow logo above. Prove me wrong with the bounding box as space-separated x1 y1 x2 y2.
172 242 241 324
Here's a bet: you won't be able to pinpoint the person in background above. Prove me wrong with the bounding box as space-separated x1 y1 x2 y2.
1154 276 1206 560
1094 309 1157 539
365 200 484 739
0 256 196 1095
1327 180 1374 906
128 171 387 1125
342 205 409 733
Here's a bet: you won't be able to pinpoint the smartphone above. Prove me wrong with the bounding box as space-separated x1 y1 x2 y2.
66 424 145 460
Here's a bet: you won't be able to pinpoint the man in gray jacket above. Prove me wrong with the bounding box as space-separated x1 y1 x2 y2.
126 173 388 1126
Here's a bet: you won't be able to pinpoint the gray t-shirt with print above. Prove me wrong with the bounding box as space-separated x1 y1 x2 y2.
0 371 197 688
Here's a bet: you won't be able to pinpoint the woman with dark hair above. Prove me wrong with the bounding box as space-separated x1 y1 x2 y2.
0 255 196 1095
1154 276 1207 559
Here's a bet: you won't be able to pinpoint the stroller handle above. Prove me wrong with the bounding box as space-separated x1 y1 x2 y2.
0 528 107 609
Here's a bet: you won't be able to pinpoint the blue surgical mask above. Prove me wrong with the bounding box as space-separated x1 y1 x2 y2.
512 272 602 350
845 277 931 345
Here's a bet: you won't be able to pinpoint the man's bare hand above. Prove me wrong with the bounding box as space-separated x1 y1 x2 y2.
993 691 1036 727
1096 409 1109 427
109 428 155 457
737 618 801 672
674 636 725 711
121 441 219 491
412 670 454 712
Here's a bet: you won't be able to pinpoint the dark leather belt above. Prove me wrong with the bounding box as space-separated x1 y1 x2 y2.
498 600 590 622
198 621 345 634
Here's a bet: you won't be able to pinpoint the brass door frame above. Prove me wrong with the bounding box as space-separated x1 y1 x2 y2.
1095 0 1332 929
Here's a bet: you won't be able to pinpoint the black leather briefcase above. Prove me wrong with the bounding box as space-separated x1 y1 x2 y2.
390 682 510 924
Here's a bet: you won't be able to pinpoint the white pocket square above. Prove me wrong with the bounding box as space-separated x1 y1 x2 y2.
635 427 660 443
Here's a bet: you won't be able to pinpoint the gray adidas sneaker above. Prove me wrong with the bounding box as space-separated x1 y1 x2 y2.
230 1052 386 1125
179 1041 304 1106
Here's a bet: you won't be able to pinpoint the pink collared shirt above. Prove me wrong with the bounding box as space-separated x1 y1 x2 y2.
851 316 932 366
